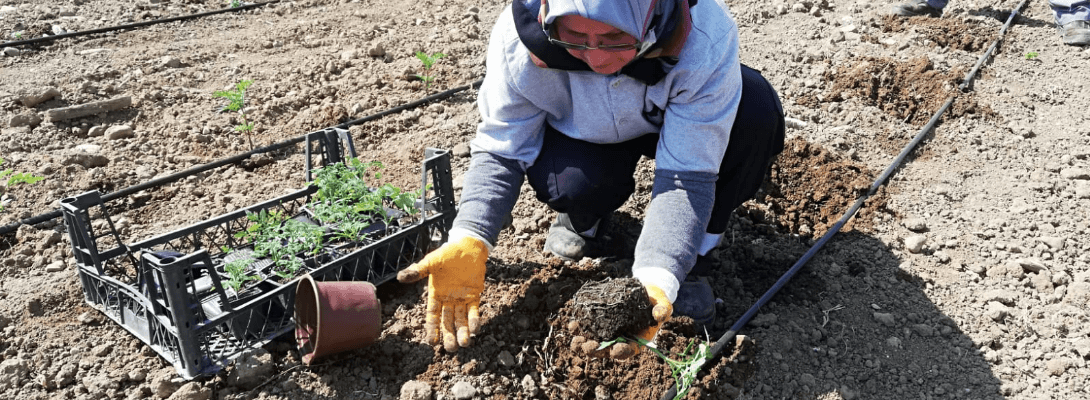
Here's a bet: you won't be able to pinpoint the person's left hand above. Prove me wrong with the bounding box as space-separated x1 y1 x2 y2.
586 284 673 359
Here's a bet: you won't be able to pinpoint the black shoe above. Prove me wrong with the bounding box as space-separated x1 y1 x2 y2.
1061 20 1090 46
543 213 604 261
674 276 716 328
889 0 942 17
689 254 720 277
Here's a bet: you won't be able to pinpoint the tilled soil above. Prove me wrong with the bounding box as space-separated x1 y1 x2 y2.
2 0 1090 399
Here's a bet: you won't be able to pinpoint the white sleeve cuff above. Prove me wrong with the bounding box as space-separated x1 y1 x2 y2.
448 227 495 253
632 267 680 303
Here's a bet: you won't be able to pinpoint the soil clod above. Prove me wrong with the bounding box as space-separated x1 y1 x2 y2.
564 277 656 341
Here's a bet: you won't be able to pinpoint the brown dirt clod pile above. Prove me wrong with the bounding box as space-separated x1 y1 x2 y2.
751 137 892 236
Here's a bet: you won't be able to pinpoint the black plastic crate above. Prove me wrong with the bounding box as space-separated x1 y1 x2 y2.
61 131 456 379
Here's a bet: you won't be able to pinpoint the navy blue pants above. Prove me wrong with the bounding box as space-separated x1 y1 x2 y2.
526 65 786 234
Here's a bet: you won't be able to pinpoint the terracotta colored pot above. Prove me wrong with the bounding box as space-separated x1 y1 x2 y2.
295 275 382 365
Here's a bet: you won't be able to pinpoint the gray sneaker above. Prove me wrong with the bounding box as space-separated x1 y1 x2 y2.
1061 20 1090 46
674 276 716 328
890 0 942 17
543 213 605 261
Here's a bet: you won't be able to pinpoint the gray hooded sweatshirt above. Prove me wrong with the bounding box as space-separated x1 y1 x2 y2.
450 0 741 302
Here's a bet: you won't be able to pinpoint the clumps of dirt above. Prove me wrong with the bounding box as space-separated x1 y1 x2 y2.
748 137 890 236
880 15 997 52
561 277 656 341
823 56 968 125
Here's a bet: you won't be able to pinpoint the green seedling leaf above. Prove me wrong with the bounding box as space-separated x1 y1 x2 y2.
596 337 627 351
213 79 256 148
1024 51 1039 60
413 52 445 93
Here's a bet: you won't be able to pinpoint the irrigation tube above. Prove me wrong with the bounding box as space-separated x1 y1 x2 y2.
659 1 1028 398
0 79 484 236
3 1 281 48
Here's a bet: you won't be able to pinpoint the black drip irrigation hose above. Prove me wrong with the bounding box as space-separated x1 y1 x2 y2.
659 1 1028 399
0 79 483 236
3 1 280 48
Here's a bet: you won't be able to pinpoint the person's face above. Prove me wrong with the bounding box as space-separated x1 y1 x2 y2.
552 15 639 75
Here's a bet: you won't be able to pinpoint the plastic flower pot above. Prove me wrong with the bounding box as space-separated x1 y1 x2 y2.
295 274 382 365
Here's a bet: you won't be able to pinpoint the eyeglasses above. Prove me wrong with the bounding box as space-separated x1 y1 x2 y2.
544 28 640 52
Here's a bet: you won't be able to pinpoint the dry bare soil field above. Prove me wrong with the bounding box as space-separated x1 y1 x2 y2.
2 0 1090 399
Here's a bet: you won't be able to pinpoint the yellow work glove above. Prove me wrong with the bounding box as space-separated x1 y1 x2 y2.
396 236 488 352
593 284 674 359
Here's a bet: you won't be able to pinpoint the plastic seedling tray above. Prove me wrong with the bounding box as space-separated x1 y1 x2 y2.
61 129 456 379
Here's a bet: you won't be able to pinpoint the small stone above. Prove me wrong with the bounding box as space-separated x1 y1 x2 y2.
1046 358 1071 376
497 350 516 368
45 261 66 272
452 143 470 158
150 369 182 399
1016 258 1048 273
885 336 902 348
1059 168 1090 180
988 261 1025 280
340 50 358 61
1031 271 1054 293
904 235 926 253
1073 338 1090 358
77 311 100 325
160 56 181 68
88 126 107 137
903 218 927 232
367 42 386 57
8 113 41 128
106 125 135 140
399 380 432 400
451 381 476 400
1064 282 1090 306
226 349 274 389
167 382 211 400
799 373 817 387
1075 181 1090 199
873 312 896 326
2 47 20 57
128 369 147 382
91 343 112 357
840 385 859 400
982 290 1018 305
18 87 61 107
52 25 67 35
984 301 1009 322
1037 237 1064 250
909 324 934 337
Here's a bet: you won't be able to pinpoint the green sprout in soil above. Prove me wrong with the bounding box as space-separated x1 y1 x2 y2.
597 336 714 400
223 257 256 295
12 31 23 40
413 51 445 94
0 157 45 212
228 0 242 8
213 79 256 149
1025 51 1039 60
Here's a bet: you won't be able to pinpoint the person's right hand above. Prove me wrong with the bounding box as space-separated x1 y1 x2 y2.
397 236 488 352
